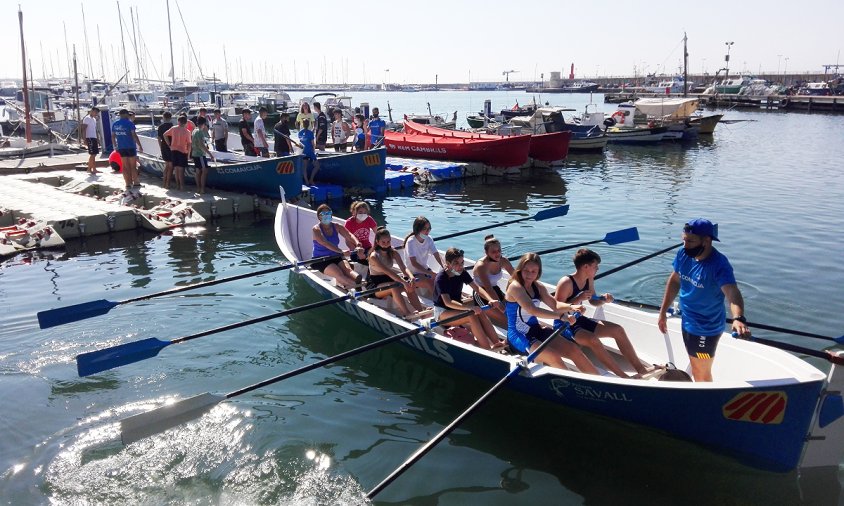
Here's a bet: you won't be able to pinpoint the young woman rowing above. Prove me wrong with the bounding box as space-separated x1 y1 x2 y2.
311 204 364 289
367 227 428 317
434 247 506 351
471 235 514 328
505 253 599 374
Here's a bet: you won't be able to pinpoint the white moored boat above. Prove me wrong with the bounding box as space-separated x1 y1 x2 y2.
274 201 844 473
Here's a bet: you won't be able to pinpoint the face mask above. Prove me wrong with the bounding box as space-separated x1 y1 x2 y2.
319 214 332 225
355 213 368 222
684 245 704 258
449 268 461 276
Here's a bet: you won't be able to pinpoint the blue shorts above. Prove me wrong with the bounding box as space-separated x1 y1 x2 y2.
508 324 554 354
682 328 722 359
117 147 137 158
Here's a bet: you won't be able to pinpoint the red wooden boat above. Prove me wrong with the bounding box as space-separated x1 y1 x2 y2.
385 125 531 167
402 120 571 163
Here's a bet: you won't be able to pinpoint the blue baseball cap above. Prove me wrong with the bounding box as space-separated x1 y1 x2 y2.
684 219 719 241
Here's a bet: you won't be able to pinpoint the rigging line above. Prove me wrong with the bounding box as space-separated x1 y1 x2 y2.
174 0 205 80
656 36 685 74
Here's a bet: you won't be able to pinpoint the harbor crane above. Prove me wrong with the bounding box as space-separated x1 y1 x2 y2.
502 69 518 82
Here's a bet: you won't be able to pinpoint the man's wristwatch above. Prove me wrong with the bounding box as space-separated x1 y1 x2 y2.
734 315 747 323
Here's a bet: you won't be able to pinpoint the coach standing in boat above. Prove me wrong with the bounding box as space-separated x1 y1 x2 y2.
657 219 750 382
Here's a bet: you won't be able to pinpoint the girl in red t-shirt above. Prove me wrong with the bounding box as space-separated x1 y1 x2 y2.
344 201 378 264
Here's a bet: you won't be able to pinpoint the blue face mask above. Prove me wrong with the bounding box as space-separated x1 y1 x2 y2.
319 213 332 225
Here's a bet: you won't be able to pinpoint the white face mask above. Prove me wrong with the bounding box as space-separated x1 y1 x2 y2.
355 213 368 222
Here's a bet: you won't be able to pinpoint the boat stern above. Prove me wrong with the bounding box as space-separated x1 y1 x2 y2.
799 351 844 470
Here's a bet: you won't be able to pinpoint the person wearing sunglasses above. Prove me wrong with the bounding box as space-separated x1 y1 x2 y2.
657 219 750 382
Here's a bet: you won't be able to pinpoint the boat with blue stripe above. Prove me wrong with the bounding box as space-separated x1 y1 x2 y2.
274 202 844 473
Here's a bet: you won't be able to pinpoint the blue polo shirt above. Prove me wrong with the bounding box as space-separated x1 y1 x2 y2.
368 117 386 140
673 247 736 336
112 118 137 149
298 128 316 158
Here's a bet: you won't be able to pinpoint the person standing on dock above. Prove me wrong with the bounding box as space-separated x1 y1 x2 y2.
164 115 192 192
254 107 269 157
313 102 328 151
111 108 143 198
331 109 351 152
211 109 228 152
366 107 386 149
238 108 255 156
298 118 319 185
353 114 366 151
157 111 174 189
657 219 750 382
190 117 215 195
82 106 100 175
273 112 292 156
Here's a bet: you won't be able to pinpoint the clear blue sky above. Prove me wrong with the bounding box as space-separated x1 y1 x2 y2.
4 0 842 84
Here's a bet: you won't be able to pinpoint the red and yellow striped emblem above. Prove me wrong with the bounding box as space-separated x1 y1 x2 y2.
722 391 787 424
363 154 381 166
276 161 294 174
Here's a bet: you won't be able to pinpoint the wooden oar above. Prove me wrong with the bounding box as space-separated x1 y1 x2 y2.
433 205 570 242
36 253 344 329
506 227 640 261
119 307 488 445
367 318 576 498
613 298 844 345
732 333 844 365
75 281 406 377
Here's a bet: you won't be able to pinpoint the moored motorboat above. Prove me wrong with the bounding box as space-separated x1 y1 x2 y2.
274 201 844 473
403 119 571 164
385 127 531 167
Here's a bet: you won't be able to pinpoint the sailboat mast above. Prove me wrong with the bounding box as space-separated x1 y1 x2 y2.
18 6 32 142
117 2 130 83
97 25 105 79
82 4 94 79
683 32 689 97
130 7 141 82
166 0 176 86
74 45 82 142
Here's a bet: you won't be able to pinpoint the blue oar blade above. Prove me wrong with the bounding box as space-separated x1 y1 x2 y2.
533 205 570 222
76 337 171 377
37 299 120 329
603 227 639 245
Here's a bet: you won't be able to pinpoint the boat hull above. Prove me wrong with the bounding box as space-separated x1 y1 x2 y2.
139 153 303 199
385 130 530 167
402 120 569 163
606 126 668 144
274 202 837 473
313 148 387 191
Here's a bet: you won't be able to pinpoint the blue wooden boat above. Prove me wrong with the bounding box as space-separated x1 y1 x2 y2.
275 201 844 474
138 152 303 200
314 147 387 192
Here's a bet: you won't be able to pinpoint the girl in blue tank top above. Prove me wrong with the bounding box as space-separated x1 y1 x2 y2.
504 253 598 374
310 203 363 289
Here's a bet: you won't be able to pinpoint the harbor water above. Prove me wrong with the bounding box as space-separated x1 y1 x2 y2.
1 91 843 505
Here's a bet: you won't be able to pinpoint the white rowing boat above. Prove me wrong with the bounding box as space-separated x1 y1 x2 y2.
274 201 844 473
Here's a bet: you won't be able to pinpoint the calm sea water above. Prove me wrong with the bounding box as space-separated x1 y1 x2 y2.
1 91 843 505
